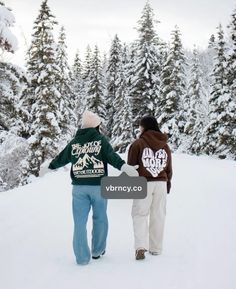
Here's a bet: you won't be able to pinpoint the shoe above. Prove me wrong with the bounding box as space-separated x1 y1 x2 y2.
135 248 146 260
149 251 161 256
92 250 106 260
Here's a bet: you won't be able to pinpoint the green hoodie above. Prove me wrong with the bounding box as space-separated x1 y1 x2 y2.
49 128 125 186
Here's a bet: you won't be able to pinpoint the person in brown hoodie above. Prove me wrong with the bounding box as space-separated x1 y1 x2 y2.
128 116 172 260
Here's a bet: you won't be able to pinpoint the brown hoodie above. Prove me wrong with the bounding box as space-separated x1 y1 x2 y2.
128 130 172 193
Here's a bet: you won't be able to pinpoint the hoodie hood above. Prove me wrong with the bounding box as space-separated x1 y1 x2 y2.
75 128 99 142
140 130 168 150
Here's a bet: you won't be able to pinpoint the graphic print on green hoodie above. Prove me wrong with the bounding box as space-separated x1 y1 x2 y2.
49 128 125 185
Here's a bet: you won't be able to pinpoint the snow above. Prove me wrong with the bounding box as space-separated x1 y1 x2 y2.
46 112 60 129
0 153 236 289
0 133 28 191
0 5 18 52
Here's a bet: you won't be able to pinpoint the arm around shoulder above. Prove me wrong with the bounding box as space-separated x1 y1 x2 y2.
101 136 125 170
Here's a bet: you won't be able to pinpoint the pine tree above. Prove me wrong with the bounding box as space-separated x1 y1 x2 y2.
81 45 92 109
101 52 109 135
129 2 161 131
106 34 122 137
203 24 236 159
86 45 106 119
184 48 205 154
0 1 17 53
111 44 133 151
83 45 92 80
208 34 216 49
198 44 215 118
155 41 169 121
0 62 27 137
158 40 168 68
56 26 76 137
20 0 62 181
72 51 84 123
227 7 236 106
158 26 187 148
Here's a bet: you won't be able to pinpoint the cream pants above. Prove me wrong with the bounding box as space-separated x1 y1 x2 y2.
132 181 167 253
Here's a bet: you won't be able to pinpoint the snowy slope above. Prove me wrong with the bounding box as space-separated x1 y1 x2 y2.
0 153 236 289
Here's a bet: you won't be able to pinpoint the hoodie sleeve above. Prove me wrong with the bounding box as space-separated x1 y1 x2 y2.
48 142 72 170
101 137 125 170
165 145 173 194
127 141 140 166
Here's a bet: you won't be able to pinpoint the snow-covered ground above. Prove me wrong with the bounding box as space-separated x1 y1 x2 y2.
0 153 236 289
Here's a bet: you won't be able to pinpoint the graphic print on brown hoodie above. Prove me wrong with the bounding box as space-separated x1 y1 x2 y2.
128 130 173 193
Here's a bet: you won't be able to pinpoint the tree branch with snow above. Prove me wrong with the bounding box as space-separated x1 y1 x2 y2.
0 2 18 53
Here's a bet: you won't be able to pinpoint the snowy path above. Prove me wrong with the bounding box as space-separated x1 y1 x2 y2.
0 154 236 289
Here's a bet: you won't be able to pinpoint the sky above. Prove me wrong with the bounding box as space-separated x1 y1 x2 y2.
3 0 236 66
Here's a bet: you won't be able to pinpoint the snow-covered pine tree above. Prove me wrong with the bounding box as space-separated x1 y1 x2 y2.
83 45 92 80
116 95 133 152
125 41 138 98
129 2 160 131
20 0 62 182
0 1 17 53
86 45 106 119
208 34 216 49
72 51 84 124
80 45 92 110
155 40 169 121
100 52 109 135
111 43 133 152
198 45 215 119
0 2 22 133
227 7 236 107
0 1 18 135
184 47 206 154
158 26 187 148
106 34 122 137
0 62 27 138
158 40 168 69
203 24 236 159
0 2 30 191
56 26 76 138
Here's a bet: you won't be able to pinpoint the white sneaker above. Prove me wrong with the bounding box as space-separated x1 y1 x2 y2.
149 251 161 256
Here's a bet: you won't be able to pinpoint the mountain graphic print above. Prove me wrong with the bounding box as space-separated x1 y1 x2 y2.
72 141 105 178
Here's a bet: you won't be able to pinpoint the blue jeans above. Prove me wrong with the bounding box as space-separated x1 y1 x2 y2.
72 185 108 265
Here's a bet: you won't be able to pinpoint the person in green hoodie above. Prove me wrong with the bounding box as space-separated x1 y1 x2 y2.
49 110 138 265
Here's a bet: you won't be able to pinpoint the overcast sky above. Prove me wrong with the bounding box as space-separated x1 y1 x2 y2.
4 0 236 66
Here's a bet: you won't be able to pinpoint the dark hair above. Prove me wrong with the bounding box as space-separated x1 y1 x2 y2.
139 116 161 132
